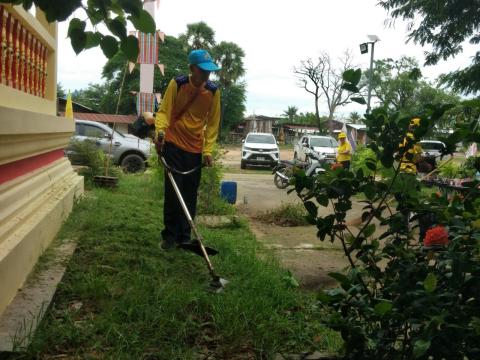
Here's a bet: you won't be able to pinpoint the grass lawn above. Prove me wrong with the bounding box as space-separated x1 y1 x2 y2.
19 170 340 359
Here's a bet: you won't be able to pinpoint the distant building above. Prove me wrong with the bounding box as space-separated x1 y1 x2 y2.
58 98 137 134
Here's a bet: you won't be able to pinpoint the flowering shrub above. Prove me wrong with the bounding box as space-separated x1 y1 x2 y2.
423 226 449 247
290 69 480 359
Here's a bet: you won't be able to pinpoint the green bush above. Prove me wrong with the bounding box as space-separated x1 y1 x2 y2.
291 70 480 359
438 159 460 178
352 145 394 179
68 140 121 185
198 145 235 215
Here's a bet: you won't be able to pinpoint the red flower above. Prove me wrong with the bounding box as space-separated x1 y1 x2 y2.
424 226 449 247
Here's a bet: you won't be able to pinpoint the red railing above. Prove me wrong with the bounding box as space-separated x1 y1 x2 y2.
0 5 48 98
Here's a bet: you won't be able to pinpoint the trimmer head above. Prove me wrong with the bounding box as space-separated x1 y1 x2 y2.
209 276 229 293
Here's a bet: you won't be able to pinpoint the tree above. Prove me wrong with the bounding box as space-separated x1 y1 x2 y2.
295 51 356 132
179 21 216 51
379 0 480 94
210 41 246 137
219 83 246 139
282 106 299 123
349 111 362 124
212 41 245 87
367 56 460 129
1 0 156 62
57 83 66 99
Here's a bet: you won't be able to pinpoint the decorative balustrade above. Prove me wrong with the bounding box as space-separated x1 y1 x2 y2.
0 5 48 98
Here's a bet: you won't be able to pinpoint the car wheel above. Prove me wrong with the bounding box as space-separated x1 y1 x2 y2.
240 160 246 170
121 153 146 173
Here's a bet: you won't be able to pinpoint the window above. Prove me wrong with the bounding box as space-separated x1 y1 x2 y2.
83 125 107 138
310 137 337 147
246 134 276 144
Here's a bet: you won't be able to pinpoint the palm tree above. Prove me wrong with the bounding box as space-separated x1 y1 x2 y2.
180 22 216 51
349 111 362 124
282 106 299 123
212 41 246 87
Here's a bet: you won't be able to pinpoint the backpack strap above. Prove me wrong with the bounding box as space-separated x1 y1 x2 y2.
171 75 218 123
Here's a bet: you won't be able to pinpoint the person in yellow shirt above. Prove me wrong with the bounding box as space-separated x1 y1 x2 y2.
399 118 423 174
336 132 352 170
149 49 221 250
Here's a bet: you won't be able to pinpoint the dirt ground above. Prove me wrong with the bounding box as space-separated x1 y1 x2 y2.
220 146 357 291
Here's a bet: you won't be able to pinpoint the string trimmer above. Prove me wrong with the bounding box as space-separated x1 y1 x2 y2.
160 155 228 292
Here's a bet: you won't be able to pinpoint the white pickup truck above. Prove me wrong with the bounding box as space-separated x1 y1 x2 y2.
293 135 338 163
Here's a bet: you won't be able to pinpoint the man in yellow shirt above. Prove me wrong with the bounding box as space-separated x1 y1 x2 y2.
152 49 221 250
336 132 352 170
399 118 423 174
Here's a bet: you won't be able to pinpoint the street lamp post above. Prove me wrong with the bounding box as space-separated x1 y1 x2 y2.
359 35 380 114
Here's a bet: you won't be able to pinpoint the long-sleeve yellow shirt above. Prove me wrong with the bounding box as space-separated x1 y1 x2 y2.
399 132 422 174
155 75 221 155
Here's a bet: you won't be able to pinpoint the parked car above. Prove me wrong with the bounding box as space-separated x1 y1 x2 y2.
294 135 337 163
241 132 280 169
66 120 151 173
419 140 446 158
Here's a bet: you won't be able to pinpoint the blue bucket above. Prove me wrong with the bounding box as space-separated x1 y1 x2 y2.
220 181 237 204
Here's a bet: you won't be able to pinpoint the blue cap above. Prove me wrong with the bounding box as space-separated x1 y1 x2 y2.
188 49 220 72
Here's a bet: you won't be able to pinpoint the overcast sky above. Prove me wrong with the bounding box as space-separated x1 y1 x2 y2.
57 0 474 119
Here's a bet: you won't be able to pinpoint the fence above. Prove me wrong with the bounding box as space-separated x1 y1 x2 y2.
0 5 49 98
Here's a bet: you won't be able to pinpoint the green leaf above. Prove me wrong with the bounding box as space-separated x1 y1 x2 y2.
365 160 376 171
364 224 376 238
120 35 139 62
100 35 119 58
343 68 362 85
413 339 431 358
69 29 87 55
117 0 142 16
363 183 376 200
423 273 437 293
351 97 367 105
128 9 156 34
67 18 86 37
342 83 359 93
374 300 393 316
328 272 350 289
107 17 127 39
84 32 102 49
304 201 318 217
316 194 329 207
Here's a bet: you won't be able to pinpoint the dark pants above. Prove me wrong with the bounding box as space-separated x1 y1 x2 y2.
161 142 202 245
341 160 351 170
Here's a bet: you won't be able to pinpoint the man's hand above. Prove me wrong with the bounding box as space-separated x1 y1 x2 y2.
155 133 164 155
204 154 213 167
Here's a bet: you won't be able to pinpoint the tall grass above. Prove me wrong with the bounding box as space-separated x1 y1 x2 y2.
18 173 340 359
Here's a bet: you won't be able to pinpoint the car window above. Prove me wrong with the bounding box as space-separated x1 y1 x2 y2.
83 124 107 138
310 137 337 147
246 134 276 144
421 142 444 151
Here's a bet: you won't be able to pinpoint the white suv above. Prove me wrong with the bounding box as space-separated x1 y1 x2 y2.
241 132 280 169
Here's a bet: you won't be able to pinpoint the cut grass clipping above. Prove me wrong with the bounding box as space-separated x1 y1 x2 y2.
256 202 310 227
23 172 340 359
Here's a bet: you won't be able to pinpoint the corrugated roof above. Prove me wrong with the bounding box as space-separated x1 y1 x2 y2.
60 112 137 124
347 123 366 130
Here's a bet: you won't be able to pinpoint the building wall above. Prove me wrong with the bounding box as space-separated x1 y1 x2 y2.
0 5 83 316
